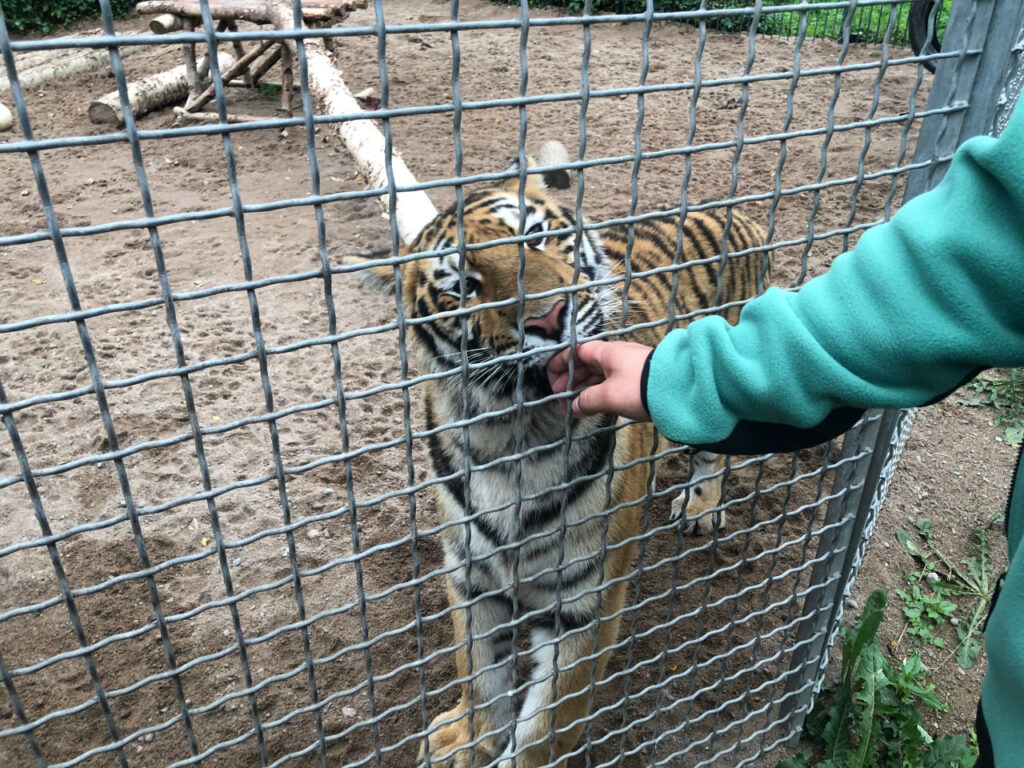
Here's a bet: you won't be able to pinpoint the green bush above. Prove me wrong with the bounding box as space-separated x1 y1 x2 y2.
1 0 135 35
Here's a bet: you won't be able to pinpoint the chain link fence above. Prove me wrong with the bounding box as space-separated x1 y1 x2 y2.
2 1 1021 766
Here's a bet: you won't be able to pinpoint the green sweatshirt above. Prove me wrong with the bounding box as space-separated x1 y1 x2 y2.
645 102 1024 764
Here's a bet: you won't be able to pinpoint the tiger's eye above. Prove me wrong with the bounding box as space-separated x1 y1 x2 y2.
444 276 482 300
526 222 548 250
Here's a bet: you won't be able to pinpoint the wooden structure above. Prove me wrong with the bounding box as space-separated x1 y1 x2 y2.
120 0 436 244
134 0 366 116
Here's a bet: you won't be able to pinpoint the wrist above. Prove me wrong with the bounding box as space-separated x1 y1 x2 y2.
639 348 654 417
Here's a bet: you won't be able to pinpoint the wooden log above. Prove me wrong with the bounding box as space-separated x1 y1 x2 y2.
1 39 142 94
263 0 436 243
224 20 254 87
172 106 267 123
279 44 293 115
249 44 282 85
134 0 366 25
181 17 203 106
226 76 294 89
148 13 182 34
303 41 437 244
88 51 235 126
186 38 274 112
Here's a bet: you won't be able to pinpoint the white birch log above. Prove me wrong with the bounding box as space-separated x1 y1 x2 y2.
88 51 235 126
148 13 183 34
134 0 364 26
303 42 437 244
1 40 142 95
261 0 435 244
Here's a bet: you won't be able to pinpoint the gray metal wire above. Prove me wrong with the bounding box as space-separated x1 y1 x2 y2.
1 0 1010 766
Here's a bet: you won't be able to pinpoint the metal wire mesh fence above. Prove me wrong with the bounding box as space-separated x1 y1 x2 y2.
1 1 1021 766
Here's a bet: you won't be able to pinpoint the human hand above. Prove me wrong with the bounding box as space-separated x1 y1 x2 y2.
546 340 653 421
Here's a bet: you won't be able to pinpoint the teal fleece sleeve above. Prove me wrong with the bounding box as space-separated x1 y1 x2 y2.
645 103 1024 450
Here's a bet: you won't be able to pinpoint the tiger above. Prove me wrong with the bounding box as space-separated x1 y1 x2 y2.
349 146 770 768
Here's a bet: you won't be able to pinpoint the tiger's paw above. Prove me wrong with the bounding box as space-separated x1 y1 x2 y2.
419 707 502 768
670 492 725 536
495 748 569 768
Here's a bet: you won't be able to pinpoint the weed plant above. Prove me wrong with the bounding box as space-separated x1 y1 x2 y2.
963 368 1024 447
779 589 977 768
896 519 998 671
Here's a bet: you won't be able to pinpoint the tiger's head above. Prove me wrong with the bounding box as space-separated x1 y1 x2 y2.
355 148 618 407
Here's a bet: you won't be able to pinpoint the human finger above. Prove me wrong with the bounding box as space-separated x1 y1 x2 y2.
571 380 613 417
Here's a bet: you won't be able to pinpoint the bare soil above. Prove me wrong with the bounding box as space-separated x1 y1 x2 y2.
0 2 1013 767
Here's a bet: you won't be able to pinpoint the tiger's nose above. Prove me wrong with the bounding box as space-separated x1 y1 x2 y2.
523 300 566 340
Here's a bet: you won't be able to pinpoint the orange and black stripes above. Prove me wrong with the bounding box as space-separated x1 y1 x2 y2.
600 208 770 335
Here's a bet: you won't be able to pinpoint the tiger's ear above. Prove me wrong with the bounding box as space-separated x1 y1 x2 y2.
502 140 571 194
344 248 405 295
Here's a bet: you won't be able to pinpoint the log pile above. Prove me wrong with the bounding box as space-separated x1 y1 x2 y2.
115 0 435 244
134 0 365 114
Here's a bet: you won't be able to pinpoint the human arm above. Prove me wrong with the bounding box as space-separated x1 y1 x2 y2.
549 103 1024 453
642 102 1024 454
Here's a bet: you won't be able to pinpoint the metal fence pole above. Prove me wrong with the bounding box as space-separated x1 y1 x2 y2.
904 0 1024 198
777 409 886 735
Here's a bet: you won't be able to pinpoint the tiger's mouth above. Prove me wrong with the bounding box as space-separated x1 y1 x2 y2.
522 363 555 397
518 300 605 398
440 294 608 401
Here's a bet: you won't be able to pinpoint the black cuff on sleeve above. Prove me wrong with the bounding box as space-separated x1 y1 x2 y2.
639 349 654 416
694 406 866 455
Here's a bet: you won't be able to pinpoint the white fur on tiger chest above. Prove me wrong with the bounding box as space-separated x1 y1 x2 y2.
430 391 620 613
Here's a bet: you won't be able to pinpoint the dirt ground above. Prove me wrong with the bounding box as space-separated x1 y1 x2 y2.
0 1 1014 767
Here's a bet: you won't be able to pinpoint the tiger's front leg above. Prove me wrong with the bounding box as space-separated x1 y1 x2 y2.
420 579 516 768
497 584 628 768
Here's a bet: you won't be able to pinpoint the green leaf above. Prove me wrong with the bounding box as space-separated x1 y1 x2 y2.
902 653 925 679
849 646 884 768
955 634 983 670
923 733 978 767
843 589 888 683
1004 422 1024 448
821 688 856 762
897 530 925 560
915 518 933 541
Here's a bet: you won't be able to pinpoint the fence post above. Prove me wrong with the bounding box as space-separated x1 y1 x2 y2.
904 0 1024 199
777 408 894 738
